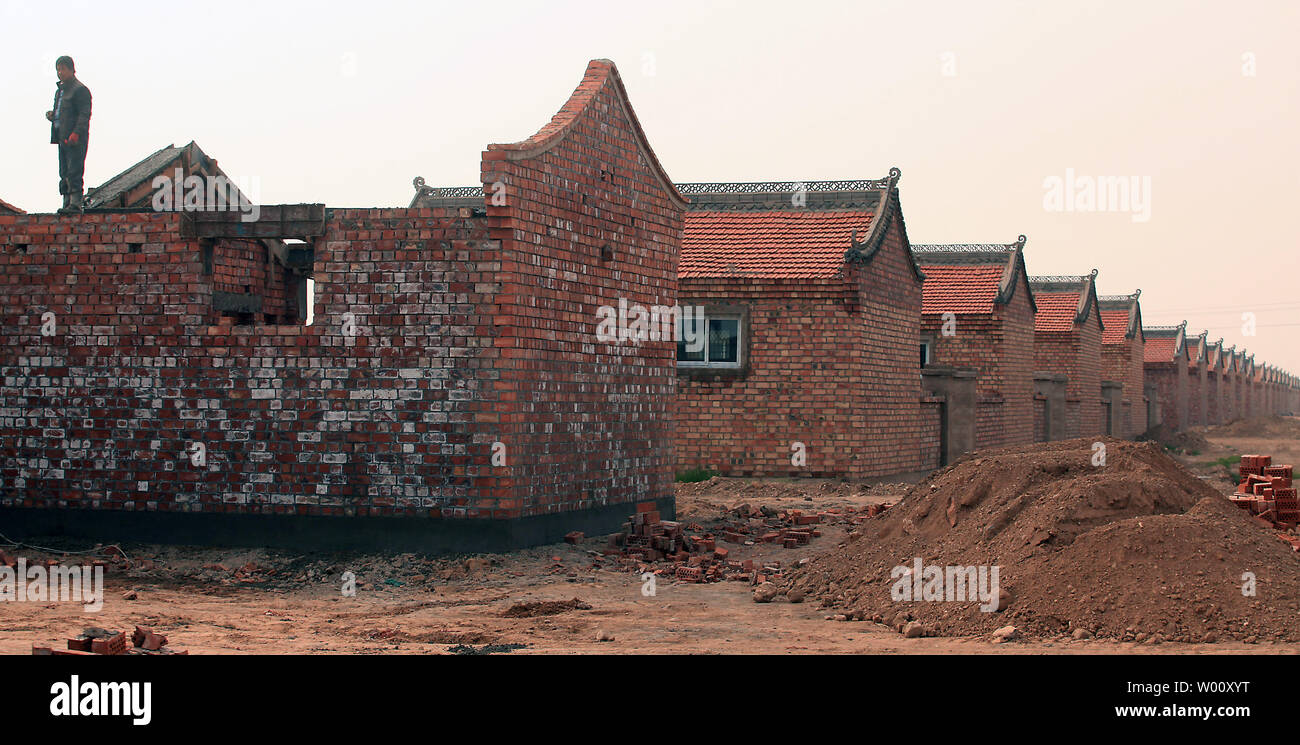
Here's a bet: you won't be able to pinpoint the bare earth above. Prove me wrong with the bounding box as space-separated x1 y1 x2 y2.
4 417 1299 655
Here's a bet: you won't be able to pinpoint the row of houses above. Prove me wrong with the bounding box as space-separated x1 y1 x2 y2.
672 174 1298 478
0 58 1296 553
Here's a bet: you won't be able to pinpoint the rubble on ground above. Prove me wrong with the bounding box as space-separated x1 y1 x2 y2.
603 501 891 587
33 626 186 656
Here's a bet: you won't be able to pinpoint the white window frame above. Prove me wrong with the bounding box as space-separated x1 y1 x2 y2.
677 310 744 369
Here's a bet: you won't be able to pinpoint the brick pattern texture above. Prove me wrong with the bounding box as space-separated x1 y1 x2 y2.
1034 314 1104 438
674 212 928 478
1101 333 1145 438
0 59 683 523
922 272 1035 449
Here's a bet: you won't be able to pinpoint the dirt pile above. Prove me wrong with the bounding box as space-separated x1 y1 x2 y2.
1141 423 1210 453
784 437 1300 642
1210 416 1300 439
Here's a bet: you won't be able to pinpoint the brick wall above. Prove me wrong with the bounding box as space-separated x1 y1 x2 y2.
1101 333 1144 439
1187 359 1208 427
210 238 295 323
1222 368 1236 422
1206 369 1220 425
0 209 502 516
920 397 943 469
1033 395 1047 441
922 274 1035 449
1034 322 1103 438
480 59 684 517
675 211 927 478
676 280 872 476
0 59 682 547
1147 358 1188 430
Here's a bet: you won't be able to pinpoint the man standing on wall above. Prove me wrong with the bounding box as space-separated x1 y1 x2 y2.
45 56 92 214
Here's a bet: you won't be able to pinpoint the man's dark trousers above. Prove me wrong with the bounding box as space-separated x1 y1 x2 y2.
59 141 87 201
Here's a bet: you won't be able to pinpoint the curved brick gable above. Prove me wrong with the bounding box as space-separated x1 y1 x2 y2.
480 58 685 518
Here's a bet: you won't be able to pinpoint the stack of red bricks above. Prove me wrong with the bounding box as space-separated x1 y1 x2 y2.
1230 455 1297 527
33 626 186 656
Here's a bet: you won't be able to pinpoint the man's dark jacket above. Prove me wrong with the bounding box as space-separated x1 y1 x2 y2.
50 77 92 145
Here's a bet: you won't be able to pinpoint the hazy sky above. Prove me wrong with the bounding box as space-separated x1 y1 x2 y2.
3 0 1297 372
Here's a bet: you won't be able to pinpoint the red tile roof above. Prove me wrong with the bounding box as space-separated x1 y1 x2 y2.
0 197 24 215
680 210 874 279
1099 309 1131 344
1034 292 1081 332
1144 337 1178 363
916 264 1006 314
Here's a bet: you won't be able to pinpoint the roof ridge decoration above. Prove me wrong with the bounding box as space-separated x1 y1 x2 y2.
1003 235 1035 312
486 59 686 210
1029 270 1096 286
412 181 483 200
843 168 924 281
1098 289 1142 303
676 178 894 195
911 234 1026 254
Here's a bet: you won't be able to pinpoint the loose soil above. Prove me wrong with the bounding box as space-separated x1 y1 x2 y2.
784 437 1300 643
2 418 1297 654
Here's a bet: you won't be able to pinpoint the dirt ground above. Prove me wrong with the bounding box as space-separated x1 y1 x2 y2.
4 417 1299 655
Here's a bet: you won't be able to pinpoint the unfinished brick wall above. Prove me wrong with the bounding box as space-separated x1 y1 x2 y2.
0 59 683 550
0 209 497 515
210 238 295 323
480 58 684 516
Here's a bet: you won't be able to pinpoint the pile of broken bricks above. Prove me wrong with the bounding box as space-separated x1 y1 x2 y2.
600 501 892 585
33 626 186 656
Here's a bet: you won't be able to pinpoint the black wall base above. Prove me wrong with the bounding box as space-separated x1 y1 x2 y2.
0 498 676 556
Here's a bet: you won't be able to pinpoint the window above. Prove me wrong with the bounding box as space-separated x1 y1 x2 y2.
920 339 933 367
677 309 744 368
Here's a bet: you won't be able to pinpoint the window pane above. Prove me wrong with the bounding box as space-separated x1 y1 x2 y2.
677 336 705 362
708 318 739 363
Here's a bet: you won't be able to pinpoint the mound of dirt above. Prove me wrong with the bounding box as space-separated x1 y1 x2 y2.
1208 416 1300 440
784 437 1300 642
674 477 909 521
1140 423 1210 453
499 598 592 618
